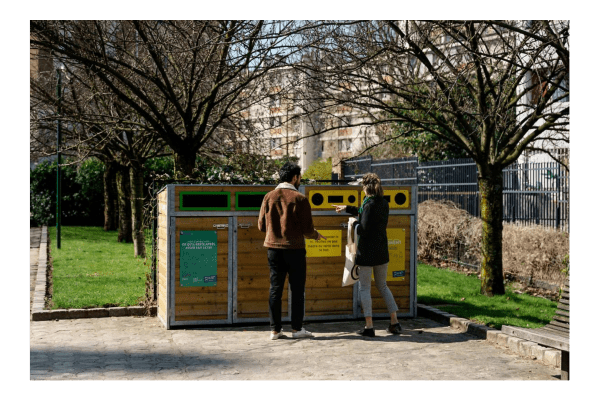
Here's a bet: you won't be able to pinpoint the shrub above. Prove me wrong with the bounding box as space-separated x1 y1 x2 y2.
144 154 300 186
303 158 333 184
30 158 105 227
417 200 569 286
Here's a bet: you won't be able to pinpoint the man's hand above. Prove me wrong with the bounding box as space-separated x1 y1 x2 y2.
332 204 347 213
316 231 327 241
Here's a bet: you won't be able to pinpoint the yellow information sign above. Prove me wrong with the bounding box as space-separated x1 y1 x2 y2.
387 228 406 281
306 230 342 258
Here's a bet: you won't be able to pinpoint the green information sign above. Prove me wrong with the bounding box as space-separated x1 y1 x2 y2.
179 231 218 287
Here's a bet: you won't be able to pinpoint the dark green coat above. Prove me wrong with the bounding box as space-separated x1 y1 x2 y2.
346 195 389 266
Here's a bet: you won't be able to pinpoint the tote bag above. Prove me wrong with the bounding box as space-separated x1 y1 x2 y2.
342 220 359 287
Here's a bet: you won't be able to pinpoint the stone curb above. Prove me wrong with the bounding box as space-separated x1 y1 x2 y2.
30 226 157 322
31 226 48 317
31 305 157 321
417 303 561 369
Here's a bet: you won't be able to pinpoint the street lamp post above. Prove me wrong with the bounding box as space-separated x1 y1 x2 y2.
56 68 62 249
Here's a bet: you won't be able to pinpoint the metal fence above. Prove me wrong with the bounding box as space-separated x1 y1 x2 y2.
342 156 569 232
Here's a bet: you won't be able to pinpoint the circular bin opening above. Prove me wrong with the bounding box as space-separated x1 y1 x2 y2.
311 193 324 206
348 195 356 203
395 193 407 206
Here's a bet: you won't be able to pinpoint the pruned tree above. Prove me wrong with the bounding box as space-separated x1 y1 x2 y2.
293 20 569 295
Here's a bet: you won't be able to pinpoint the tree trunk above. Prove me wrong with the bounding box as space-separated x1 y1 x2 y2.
103 160 118 231
116 166 133 243
130 163 146 258
173 150 196 179
478 167 505 296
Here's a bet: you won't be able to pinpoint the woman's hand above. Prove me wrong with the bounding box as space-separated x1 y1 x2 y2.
332 204 347 213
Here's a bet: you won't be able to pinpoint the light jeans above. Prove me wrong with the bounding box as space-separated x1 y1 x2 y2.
357 263 399 317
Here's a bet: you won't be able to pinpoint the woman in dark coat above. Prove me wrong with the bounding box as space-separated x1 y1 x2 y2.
334 173 402 337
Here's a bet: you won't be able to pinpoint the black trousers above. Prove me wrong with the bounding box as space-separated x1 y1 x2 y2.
267 248 307 332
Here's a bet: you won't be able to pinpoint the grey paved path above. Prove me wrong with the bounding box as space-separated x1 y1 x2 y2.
30 316 560 380
30 227 42 312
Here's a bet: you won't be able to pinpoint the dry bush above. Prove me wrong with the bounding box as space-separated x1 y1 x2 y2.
502 224 569 286
417 200 569 286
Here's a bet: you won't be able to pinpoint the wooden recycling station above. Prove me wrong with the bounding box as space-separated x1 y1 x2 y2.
156 183 417 329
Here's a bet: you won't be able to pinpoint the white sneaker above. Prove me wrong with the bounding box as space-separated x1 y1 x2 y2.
292 328 314 338
270 330 284 340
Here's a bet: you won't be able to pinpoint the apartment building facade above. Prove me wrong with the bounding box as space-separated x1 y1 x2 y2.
233 64 384 175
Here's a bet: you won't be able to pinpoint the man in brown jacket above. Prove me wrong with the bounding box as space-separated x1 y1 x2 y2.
258 162 325 340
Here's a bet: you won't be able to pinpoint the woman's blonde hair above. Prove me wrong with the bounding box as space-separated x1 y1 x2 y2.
362 173 384 197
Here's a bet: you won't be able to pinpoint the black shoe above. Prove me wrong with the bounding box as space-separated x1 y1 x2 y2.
386 323 402 334
358 327 375 337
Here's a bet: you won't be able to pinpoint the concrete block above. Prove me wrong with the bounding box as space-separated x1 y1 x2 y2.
108 307 130 317
519 341 538 357
486 329 501 344
507 336 525 353
67 308 109 319
450 317 469 331
543 349 561 368
496 333 509 347
530 345 546 360
466 323 492 339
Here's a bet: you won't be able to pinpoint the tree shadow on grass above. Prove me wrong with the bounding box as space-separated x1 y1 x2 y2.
419 294 555 328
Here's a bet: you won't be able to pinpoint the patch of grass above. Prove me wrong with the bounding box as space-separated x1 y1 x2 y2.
48 226 148 309
417 262 557 329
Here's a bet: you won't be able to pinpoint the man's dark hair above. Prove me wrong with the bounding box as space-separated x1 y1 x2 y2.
279 162 301 183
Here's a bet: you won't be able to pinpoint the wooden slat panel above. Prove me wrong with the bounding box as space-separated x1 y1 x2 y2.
174 217 229 322
558 298 570 305
557 303 569 311
238 276 271 289
158 295 167 319
501 325 569 351
175 315 228 321
305 299 353 313
552 315 569 324
237 289 290 302
237 300 289 315
307 310 356 317
175 303 228 315
539 326 569 336
555 309 569 318
176 292 229 304
548 320 569 330
305 275 359 288
305 287 354 298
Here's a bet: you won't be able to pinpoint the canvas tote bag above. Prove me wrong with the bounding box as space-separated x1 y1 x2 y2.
342 218 359 287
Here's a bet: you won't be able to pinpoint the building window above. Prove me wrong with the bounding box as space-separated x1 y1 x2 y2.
531 70 569 104
269 95 281 107
269 116 281 127
340 116 352 127
552 75 569 102
270 138 282 149
409 56 418 72
338 139 353 152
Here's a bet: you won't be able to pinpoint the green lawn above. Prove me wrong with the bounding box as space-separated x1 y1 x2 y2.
45 227 557 327
48 226 148 309
417 262 557 329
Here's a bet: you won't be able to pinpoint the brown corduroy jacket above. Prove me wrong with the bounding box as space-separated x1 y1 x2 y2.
258 184 319 249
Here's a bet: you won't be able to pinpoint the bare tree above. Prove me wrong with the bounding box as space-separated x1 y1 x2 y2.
30 58 168 257
293 20 569 295
31 20 310 177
